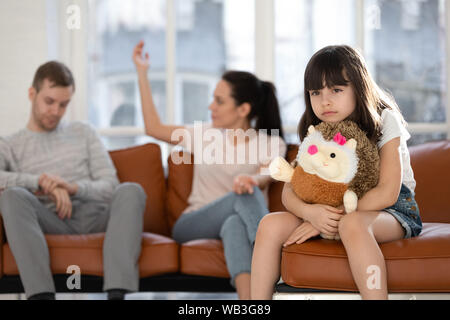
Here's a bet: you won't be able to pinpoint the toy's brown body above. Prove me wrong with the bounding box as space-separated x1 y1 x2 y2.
291 166 348 207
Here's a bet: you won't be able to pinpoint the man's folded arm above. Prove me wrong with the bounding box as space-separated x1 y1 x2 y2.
73 124 120 202
0 140 39 192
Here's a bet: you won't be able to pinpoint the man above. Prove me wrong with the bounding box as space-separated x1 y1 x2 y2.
0 61 146 300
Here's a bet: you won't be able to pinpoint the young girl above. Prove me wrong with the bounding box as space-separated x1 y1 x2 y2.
132 41 286 300
251 45 422 300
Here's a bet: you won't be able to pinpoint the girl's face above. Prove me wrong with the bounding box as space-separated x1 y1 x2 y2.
309 82 356 123
208 80 250 129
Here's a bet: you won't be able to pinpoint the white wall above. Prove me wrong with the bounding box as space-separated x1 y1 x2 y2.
0 0 49 136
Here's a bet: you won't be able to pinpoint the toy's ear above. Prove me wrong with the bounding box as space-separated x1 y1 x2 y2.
307 125 315 135
345 138 357 151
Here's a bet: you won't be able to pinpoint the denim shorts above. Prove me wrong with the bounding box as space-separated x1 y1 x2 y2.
382 184 422 239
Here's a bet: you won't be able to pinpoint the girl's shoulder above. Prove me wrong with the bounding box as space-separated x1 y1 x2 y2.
378 108 411 149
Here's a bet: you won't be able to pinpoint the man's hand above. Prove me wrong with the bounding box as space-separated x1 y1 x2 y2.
38 173 78 195
49 187 73 220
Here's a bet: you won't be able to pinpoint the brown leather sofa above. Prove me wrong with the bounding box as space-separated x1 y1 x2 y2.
0 140 449 295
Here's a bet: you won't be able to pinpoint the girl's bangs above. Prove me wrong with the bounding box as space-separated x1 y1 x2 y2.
304 53 349 91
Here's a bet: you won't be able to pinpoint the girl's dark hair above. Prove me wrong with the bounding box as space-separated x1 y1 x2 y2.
298 45 406 143
222 71 284 139
32 61 75 93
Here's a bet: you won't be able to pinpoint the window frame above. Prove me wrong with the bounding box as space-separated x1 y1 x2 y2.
58 0 450 145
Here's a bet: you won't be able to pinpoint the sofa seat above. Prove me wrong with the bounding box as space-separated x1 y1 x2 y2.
2 232 179 278
281 223 450 292
180 239 230 278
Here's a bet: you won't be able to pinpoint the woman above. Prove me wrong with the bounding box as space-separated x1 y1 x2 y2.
132 41 286 299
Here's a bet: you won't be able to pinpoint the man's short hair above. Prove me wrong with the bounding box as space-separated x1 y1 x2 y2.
32 61 75 93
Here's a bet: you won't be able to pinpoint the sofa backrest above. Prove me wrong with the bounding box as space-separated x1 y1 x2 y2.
409 140 450 223
109 143 169 236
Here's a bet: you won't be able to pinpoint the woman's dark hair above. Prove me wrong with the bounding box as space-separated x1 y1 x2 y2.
298 45 405 144
32 61 75 93
222 71 284 139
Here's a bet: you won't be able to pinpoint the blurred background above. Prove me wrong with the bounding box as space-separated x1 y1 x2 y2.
1 0 448 162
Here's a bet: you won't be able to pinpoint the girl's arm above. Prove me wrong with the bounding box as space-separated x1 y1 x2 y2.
356 137 402 211
282 182 343 236
133 41 184 145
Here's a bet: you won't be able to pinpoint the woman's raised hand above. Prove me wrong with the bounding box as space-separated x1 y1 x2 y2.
132 40 150 72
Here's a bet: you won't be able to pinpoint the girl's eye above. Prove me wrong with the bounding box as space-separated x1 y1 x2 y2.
333 88 343 93
310 91 320 96
330 153 336 159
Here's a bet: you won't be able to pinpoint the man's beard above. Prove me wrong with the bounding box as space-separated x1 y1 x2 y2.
32 100 60 132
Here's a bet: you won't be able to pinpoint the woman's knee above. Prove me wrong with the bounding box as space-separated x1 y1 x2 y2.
220 214 244 239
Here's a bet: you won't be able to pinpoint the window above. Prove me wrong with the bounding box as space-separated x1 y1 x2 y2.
275 0 358 144
82 0 449 152
364 0 447 145
87 0 166 150
174 0 255 125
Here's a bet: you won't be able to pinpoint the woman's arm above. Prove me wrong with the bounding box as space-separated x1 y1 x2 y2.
356 137 402 211
133 41 184 145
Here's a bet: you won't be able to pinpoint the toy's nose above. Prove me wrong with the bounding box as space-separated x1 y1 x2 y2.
308 145 318 155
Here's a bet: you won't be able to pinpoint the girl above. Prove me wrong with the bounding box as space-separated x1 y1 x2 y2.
132 41 286 300
251 45 422 300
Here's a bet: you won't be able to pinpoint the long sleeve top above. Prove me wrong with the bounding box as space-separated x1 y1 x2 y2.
0 121 119 208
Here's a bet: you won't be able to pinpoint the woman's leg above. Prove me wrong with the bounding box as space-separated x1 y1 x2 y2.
220 214 253 300
172 192 239 242
338 211 405 300
251 212 304 300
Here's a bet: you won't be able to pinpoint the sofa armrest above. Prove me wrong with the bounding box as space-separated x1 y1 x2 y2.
0 212 4 277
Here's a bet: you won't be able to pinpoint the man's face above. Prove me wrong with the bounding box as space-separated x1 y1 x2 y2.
29 79 74 132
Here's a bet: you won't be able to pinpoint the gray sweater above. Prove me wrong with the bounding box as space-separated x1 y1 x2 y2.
0 121 119 206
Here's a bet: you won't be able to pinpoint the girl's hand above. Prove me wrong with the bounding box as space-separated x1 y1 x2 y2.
233 174 258 195
304 204 344 237
283 221 320 247
132 40 150 72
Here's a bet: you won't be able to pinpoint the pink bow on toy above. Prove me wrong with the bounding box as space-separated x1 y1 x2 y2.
333 132 347 146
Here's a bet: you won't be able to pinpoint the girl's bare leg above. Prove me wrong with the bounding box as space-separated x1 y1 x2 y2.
251 212 303 300
338 211 405 300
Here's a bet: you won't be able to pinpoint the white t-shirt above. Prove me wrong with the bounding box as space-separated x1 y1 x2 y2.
377 108 416 193
175 122 287 213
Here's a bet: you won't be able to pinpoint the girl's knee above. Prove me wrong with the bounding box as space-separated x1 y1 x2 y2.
338 212 368 237
256 212 296 239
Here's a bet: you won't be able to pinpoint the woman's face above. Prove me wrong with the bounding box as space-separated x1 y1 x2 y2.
308 81 357 123
208 80 250 129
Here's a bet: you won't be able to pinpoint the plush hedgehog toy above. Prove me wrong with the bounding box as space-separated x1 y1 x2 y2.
269 121 380 240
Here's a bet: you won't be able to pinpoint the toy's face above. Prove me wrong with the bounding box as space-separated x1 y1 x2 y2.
298 126 358 184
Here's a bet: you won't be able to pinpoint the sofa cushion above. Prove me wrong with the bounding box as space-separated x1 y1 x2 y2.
409 140 450 223
281 223 450 292
166 152 194 232
180 240 230 278
2 232 179 277
109 143 169 236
